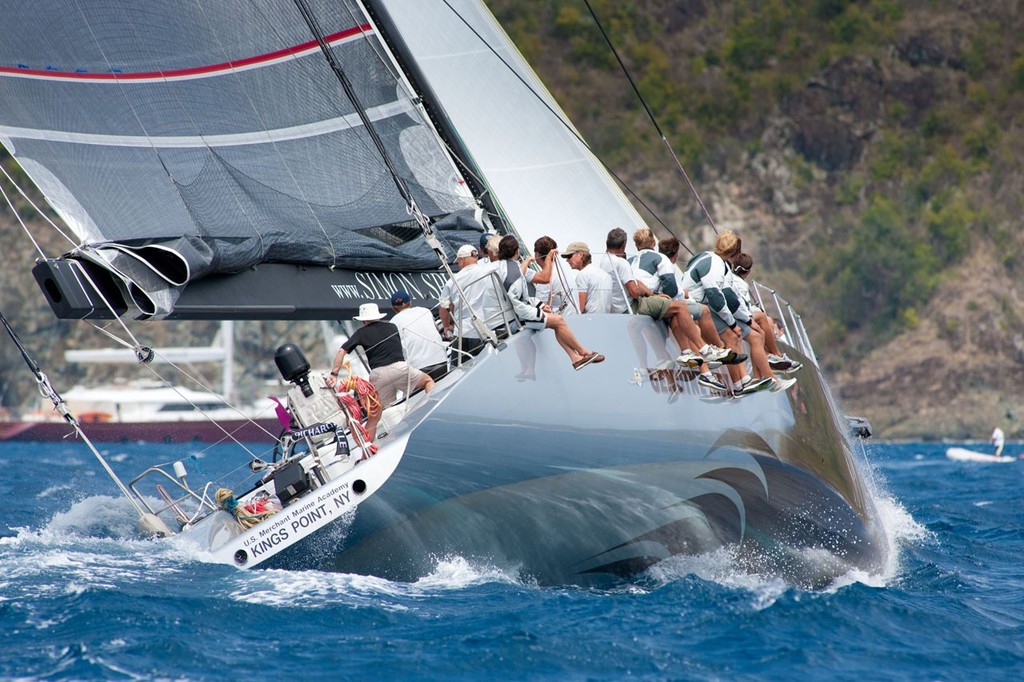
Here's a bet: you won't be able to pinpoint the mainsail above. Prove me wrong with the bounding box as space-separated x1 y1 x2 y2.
0 0 483 318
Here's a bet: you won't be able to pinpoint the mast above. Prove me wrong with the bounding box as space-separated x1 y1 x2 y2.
361 0 513 237
293 0 499 347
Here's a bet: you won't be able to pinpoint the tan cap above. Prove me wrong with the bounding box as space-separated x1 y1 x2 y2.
560 241 590 257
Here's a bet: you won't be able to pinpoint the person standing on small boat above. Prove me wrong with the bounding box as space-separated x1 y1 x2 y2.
991 426 1005 458
389 290 449 381
326 303 434 443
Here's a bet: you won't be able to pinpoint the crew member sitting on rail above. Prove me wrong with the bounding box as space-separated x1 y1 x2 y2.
493 235 604 370
439 244 494 360
523 235 579 315
561 241 613 314
601 227 728 391
683 230 792 394
658 236 747 368
727 254 801 373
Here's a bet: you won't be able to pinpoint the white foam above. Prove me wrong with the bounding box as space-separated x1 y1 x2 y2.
224 554 522 608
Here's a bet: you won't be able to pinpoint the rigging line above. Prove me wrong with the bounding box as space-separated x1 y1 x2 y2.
346 2 488 213
0 309 147 515
72 261 149 354
295 0 498 348
293 0 417 216
0 161 77 254
140 348 273 455
237 0 368 264
581 0 717 242
435 0 677 241
78 318 268 455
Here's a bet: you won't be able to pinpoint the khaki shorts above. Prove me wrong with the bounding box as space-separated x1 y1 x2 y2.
369 361 426 405
631 295 672 320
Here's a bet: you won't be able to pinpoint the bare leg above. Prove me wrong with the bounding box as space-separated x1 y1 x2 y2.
697 306 725 348
746 326 774 380
546 314 589 363
666 302 704 353
754 311 781 356
720 327 746 384
365 410 382 443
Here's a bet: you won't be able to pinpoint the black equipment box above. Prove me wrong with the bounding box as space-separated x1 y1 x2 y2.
270 460 310 507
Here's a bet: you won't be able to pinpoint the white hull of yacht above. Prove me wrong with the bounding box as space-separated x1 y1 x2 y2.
261 315 889 588
195 434 407 569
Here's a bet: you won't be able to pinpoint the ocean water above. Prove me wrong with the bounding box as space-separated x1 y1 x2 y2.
1 440 1022 681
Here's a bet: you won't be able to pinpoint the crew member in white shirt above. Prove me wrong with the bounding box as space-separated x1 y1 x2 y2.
389 290 449 381
561 241 612 313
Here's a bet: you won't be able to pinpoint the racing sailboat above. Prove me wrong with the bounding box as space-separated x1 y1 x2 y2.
0 0 888 587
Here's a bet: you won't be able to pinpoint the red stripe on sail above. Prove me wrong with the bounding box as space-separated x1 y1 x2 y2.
0 25 371 82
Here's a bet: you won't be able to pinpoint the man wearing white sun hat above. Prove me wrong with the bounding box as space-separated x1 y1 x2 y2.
326 302 434 442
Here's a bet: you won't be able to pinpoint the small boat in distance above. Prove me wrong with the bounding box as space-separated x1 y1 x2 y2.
945 447 1016 463
0 381 281 444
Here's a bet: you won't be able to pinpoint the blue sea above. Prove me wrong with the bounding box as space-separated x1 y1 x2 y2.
1 440 1022 681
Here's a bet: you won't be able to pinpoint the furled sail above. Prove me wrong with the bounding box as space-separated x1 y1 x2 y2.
0 0 482 318
367 0 647 253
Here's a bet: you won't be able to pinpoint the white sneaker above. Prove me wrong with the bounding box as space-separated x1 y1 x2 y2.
771 377 797 392
739 377 773 395
701 344 732 362
676 349 704 368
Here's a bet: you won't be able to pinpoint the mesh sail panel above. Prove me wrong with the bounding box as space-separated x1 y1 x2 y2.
0 0 479 315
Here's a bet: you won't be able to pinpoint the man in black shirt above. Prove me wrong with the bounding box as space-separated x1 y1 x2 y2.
325 302 434 443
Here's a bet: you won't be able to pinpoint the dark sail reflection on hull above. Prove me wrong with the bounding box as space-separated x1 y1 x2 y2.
267 316 886 588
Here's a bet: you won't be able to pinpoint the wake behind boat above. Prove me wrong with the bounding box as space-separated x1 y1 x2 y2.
0 0 889 587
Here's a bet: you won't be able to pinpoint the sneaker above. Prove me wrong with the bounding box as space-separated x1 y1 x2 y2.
768 355 793 371
721 349 748 365
770 377 797 392
778 359 803 374
701 345 732 362
697 373 728 391
697 346 723 369
739 377 774 395
676 349 704 368
590 353 606 364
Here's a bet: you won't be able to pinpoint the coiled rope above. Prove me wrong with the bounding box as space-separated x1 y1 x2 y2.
215 488 279 530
